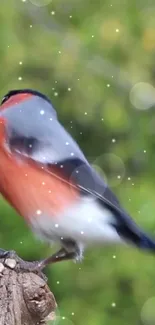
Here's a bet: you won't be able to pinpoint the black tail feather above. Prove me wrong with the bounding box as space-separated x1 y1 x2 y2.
114 222 155 253
139 233 155 252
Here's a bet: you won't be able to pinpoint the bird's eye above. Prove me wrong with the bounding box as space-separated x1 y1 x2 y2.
1 95 9 105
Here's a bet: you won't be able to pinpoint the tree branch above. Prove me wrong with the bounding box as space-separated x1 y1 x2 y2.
0 252 57 325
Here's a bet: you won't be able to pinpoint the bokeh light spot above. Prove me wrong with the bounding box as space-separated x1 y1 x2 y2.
130 82 155 110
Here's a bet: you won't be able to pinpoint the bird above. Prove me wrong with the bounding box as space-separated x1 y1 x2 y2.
0 88 154 270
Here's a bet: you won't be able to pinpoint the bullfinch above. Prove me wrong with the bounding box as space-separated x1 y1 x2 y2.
0 88 154 270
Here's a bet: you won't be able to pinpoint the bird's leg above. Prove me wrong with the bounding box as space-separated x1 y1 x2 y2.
0 247 76 273
34 248 76 271
35 239 82 270
26 239 83 271
0 241 82 273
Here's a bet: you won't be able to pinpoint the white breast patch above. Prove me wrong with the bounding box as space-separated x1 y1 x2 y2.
30 196 122 246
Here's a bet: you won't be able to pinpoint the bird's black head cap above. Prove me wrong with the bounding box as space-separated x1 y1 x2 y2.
1 89 51 105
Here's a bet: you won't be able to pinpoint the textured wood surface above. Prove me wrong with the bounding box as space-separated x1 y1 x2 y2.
0 253 57 325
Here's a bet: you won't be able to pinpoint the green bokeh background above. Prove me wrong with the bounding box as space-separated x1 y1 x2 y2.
1 0 155 324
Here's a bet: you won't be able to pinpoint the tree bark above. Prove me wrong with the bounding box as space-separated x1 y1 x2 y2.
0 252 57 325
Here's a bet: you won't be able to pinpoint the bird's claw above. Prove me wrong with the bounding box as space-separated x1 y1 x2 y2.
0 249 47 280
0 248 13 259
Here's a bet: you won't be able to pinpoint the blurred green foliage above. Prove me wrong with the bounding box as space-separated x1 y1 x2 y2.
1 0 155 324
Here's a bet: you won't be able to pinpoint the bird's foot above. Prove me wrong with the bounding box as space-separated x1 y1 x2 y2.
0 248 75 274
0 248 11 258
0 249 47 280
0 246 81 275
